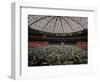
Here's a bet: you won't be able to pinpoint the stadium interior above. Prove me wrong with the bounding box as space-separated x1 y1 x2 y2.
28 15 88 66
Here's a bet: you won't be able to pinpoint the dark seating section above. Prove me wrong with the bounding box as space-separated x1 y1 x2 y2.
28 45 87 66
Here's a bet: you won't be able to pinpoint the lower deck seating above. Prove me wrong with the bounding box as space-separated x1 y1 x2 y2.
28 45 87 66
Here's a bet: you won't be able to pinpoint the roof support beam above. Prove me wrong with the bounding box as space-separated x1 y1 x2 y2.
42 17 56 31
29 16 49 26
59 17 64 33
66 17 85 29
53 17 57 32
62 17 74 32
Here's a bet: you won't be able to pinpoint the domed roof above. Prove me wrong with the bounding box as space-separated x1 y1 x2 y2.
28 15 88 33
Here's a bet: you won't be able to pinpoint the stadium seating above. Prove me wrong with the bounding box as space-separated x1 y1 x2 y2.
28 45 87 66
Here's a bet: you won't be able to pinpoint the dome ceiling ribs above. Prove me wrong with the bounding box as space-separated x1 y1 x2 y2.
41 17 55 31
29 16 49 26
28 15 87 33
66 17 86 29
62 17 74 32
53 17 57 32
59 17 64 33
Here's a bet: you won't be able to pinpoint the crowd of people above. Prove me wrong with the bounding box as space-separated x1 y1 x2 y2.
28 45 87 66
